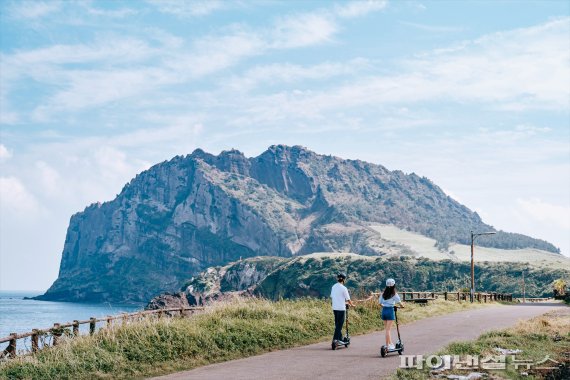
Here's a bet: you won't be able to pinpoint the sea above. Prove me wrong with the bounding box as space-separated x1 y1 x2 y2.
0 291 142 349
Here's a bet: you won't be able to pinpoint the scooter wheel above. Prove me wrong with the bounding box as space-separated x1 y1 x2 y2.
332 341 336 350
398 349 403 355
380 346 387 357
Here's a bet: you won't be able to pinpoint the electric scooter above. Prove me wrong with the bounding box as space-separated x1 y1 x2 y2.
380 306 403 357
332 304 350 350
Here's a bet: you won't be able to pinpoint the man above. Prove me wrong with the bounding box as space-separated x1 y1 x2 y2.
330 272 355 348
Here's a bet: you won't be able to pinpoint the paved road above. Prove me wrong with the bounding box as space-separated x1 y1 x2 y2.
153 303 567 380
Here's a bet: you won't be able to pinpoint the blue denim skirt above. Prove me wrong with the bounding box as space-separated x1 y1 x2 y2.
381 306 395 321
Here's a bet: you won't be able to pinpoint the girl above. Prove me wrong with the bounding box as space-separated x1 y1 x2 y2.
379 278 404 349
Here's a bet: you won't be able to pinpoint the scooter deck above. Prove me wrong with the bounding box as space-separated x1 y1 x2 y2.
332 337 350 350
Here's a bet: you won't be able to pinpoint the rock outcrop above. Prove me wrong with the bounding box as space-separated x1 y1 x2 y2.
184 257 286 305
36 145 560 304
146 292 192 311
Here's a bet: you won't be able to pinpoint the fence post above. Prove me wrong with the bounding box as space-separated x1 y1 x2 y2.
31 329 39 353
89 318 96 335
52 323 61 346
107 316 112 328
158 310 163 319
73 320 79 336
444 291 448 301
7 333 17 358
179 307 184 317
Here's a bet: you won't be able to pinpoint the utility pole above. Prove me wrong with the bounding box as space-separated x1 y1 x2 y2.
470 230 497 303
522 271 526 303
470 231 475 303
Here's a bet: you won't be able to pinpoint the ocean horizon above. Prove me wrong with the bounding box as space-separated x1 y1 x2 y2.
0 290 142 346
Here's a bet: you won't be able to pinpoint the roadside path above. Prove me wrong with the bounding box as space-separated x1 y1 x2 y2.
153 303 567 380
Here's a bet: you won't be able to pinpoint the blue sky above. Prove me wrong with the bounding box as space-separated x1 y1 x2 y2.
1 0 569 291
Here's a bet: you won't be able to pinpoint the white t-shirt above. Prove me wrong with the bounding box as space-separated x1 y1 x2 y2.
330 282 351 311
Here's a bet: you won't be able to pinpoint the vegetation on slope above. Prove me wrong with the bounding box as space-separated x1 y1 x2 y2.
0 298 488 380
185 254 569 303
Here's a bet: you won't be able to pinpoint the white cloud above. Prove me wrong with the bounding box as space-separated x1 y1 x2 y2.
2 3 389 122
167 31 265 77
5 37 155 67
335 0 388 18
9 1 62 19
0 177 42 217
108 121 204 149
271 12 338 49
472 124 553 143
400 21 464 33
84 5 138 18
146 0 227 17
517 198 570 230
0 144 12 161
0 110 19 125
36 161 61 196
225 58 371 91
238 17 570 120
32 68 174 120
94 146 136 182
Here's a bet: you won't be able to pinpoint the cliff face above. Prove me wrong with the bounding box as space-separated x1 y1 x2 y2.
37 145 559 304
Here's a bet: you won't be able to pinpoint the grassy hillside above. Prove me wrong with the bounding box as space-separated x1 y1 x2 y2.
0 298 488 380
370 224 569 269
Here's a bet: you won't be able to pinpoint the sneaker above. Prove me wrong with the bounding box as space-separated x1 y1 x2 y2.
388 344 395 350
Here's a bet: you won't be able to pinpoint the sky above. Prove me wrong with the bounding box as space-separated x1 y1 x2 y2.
0 0 569 291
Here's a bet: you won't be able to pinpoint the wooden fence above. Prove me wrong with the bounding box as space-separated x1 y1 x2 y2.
399 291 513 302
0 306 204 359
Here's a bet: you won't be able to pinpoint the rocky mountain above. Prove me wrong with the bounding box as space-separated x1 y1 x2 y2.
36 145 560 303
182 254 569 302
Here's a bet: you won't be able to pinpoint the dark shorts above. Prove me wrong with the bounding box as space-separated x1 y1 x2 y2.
381 306 395 321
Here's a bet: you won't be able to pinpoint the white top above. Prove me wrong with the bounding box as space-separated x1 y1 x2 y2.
379 293 401 307
330 283 351 311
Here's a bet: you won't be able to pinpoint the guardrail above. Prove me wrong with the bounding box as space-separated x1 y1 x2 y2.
0 306 204 359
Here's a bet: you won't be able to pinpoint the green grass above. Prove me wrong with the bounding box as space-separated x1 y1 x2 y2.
0 298 491 380
394 310 570 380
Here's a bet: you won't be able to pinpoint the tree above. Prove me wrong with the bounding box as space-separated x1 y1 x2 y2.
552 279 567 297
